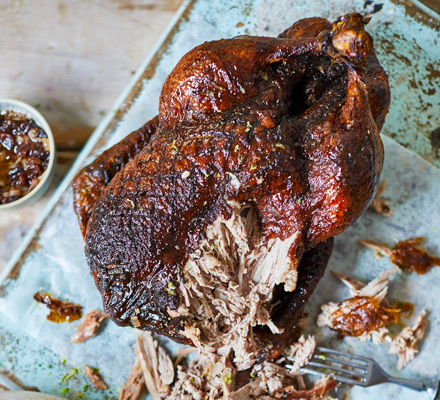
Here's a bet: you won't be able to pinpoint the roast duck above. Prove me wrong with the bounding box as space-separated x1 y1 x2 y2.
73 13 390 369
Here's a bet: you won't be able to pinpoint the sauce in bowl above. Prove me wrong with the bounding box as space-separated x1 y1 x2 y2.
0 110 50 204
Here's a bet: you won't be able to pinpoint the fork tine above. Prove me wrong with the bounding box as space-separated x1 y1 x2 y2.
316 347 369 366
307 361 367 379
313 354 368 370
300 367 367 387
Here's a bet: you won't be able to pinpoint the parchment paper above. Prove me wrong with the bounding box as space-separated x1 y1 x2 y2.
0 1 439 399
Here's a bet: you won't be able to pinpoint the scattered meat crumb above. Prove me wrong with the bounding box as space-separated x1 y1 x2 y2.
361 237 440 274
389 310 427 369
284 335 316 372
174 347 197 367
332 266 398 301
84 365 107 390
137 333 174 399
71 310 108 343
370 179 392 216
119 355 145 400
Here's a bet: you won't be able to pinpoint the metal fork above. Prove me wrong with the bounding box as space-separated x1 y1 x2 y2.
287 347 439 399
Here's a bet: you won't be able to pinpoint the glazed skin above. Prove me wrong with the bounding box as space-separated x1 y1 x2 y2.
73 14 390 346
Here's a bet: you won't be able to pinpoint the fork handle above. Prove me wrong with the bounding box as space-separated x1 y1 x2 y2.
387 376 435 392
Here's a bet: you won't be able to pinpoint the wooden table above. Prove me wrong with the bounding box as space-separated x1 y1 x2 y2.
0 0 183 272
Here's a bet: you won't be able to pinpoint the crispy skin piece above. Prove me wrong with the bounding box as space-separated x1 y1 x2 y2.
361 237 440 274
74 13 389 347
33 292 82 323
391 238 440 274
327 296 399 337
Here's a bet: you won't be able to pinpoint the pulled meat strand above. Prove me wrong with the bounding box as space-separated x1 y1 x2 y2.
136 334 174 399
71 309 108 343
389 310 427 370
284 335 316 372
83 365 107 390
332 266 398 301
118 355 146 400
369 179 392 216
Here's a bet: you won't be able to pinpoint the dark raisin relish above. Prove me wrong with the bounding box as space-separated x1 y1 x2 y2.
0 110 50 204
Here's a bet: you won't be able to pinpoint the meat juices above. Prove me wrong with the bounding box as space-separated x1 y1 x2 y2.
73 13 390 368
33 292 83 323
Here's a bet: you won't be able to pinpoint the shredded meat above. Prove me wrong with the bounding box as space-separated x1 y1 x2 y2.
83 365 107 390
136 333 174 399
318 267 399 341
71 309 108 343
119 355 146 400
178 204 287 369
370 179 392 216
169 355 337 400
284 335 316 372
389 310 427 370
332 266 398 301
361 238 440 274
166 334 335 400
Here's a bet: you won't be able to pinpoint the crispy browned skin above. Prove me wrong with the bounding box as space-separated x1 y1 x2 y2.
391 237 440 274
73 14 389 345
73 117 158 237
329 296 399 337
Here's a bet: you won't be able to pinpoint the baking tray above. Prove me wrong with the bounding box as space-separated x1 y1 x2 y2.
0 0 439 398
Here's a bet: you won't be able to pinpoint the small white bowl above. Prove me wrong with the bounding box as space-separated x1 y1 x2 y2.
0 99 56 210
